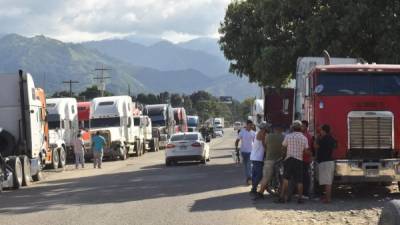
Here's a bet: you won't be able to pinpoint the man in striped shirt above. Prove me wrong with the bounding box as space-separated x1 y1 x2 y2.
276 120 310 204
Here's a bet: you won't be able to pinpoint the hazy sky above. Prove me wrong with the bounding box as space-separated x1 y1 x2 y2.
0 0 231 43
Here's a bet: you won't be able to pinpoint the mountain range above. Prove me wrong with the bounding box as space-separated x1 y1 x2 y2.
0 34 259 100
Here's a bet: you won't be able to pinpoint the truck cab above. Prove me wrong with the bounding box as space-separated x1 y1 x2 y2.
303 64 400 184
90 96 134 160
187 115 199 132
46 98 78 163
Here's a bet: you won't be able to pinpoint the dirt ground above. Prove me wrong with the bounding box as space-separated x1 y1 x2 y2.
254 184 399 225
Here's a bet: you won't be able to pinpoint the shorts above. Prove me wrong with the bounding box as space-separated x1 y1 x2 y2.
318 161 335 185
283 157 303 183
262 160 275 182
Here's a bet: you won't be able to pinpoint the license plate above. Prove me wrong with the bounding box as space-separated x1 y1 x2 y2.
365 169 379 177
180 146 187 150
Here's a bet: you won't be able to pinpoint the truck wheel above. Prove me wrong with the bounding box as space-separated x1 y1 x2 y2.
51 148 59 169
58 147 66 169
120 147 127 161
379 200 400 225
7 156 22 189
20 155 31 186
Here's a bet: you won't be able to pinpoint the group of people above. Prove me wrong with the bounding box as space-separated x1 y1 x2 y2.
235 119 336 204
72 131 106 169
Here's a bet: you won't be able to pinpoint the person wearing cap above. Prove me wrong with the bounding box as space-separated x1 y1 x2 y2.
249 122 268 195
235 120 256 185
276 120 310 204
253 124 285 200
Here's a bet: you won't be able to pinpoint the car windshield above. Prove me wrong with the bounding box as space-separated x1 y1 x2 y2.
170 134 199 142
90 117 120 128
317 72 400 95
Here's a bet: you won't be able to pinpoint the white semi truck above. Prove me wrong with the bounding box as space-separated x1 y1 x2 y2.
0 71 54 190
90 96 143 160
46 98 79 165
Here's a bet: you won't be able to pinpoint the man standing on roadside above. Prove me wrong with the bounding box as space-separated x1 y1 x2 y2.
235 120 256 185
315 124 336 203
301 120 313 198
92 131 106 169
73 133 85 169
277 120 309 204
253 125 285 200
250 122 268 195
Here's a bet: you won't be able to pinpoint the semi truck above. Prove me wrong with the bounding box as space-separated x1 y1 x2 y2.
263 87 295 130
0 70 61 190
300 63 400 187
173 107 188 132
187 115 199 132
90 96 141 160
77 102 91 151
46 98 79 164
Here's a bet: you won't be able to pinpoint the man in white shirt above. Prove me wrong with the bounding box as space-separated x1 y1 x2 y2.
250 122 268 194
235 120 256 185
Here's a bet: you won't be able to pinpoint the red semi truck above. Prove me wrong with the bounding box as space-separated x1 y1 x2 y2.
301 64 400 185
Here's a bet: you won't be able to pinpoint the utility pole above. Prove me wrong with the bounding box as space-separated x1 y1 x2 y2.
128 84 131 97
62 80 79 97
94 64 111 97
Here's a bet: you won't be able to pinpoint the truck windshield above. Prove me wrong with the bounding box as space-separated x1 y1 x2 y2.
187 118 198 127
90 117 120 128
48 121 61 129
317 73 400 95
149 115 166 127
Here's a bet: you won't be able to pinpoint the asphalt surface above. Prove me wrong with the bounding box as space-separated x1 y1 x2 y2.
0 129 266 225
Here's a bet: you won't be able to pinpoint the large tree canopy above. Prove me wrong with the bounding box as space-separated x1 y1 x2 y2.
219 0 400 87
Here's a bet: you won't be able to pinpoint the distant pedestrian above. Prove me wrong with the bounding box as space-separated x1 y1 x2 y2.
92 131 106 169
235 120 256 185
73 133 85 169
276 120 310 204
315 124 336 203
301 120 313 198
250 122 268 195
254 125 285 200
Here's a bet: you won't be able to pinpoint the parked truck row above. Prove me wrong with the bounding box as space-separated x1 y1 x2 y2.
0 70 200 191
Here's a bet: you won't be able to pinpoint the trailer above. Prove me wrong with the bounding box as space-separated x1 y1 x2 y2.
173 107 188 132
263 88 295 130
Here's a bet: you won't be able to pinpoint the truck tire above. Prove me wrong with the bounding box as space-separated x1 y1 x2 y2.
379 200 400 225
58 147 66 169
20 155 31 186
120 146 127 160
7 156 23 189
51 148 59 169
0 128 17 157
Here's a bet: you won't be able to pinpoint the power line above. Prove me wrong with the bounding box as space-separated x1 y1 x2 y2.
62 80 79 97
94 64 111 97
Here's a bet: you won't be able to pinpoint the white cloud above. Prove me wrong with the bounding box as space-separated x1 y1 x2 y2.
0 0 231 42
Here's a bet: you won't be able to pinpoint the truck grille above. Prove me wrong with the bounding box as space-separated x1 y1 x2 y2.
349 113 393 149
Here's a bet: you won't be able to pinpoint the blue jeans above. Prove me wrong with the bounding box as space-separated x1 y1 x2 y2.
241 152 251 180
251 161 264 192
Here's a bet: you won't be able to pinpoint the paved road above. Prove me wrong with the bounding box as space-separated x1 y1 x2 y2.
0 129 267 225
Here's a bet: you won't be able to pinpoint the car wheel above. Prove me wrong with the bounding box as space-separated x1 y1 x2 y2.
165 159 171 166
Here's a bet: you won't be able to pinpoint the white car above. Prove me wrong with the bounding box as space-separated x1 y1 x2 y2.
165 132 210 166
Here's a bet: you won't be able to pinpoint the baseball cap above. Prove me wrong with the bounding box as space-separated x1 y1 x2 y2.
292 120 302 129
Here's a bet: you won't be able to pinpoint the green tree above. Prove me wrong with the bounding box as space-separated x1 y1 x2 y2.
219 0 400 88
78 85 113 100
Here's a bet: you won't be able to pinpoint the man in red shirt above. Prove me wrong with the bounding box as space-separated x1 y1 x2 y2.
301 120 313 198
